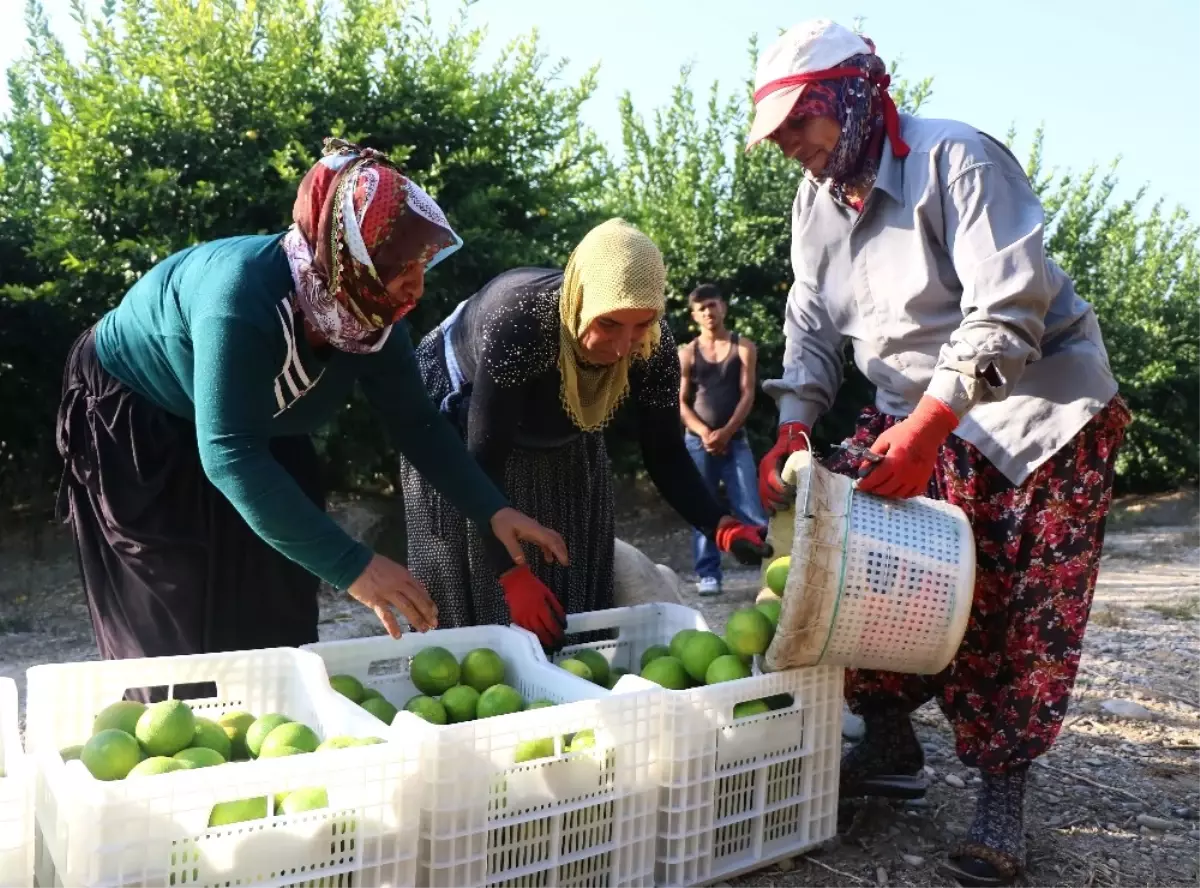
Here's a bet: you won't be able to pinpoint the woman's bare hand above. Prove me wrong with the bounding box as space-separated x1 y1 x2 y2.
489 507 569 567
347 553 438 638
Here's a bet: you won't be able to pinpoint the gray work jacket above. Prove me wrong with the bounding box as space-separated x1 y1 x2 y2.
763 114 1118 485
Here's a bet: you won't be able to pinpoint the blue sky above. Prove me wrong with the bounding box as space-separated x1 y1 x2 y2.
2 0 1197 216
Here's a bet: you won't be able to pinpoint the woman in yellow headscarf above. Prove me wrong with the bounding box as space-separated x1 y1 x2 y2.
400 219 771 648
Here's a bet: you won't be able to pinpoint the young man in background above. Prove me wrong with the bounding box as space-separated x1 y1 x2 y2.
679 284 768 595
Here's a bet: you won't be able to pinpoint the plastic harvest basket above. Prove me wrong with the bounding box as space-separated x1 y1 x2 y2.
766 450 976 675
0 677 32 888
303 625 659 887
25 647 430 888
516 603 843 887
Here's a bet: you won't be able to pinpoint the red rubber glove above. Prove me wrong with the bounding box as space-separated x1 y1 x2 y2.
857 396 959 499
500 565 566 650
757 422 811 512
714 517 773 565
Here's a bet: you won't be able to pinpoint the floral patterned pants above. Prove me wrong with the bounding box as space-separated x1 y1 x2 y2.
825 398 1131 774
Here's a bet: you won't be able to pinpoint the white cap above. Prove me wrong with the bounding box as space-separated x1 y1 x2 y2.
746 19 872 149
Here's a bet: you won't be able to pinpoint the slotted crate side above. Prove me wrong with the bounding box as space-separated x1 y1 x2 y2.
305 629 660 888
0 678 33 888
518 604 844 886
654 666 842 886
26 648 428 888
420 690 659 888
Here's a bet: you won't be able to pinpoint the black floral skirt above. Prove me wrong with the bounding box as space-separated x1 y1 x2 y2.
826 398 1131 773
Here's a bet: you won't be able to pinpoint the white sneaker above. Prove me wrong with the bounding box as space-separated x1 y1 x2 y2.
696 577 722 597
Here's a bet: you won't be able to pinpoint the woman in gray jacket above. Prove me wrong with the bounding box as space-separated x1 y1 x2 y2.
747 19 1129 887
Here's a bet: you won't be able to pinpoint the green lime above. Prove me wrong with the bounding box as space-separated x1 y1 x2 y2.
459 648 506 693
476 684 524 719
440 685 480 723
259 744 308 758
362 696 400 725
513 737 555 763
640 656 690 690
208 797 267 827
135 700 196 757
246 714 293 759
403 695 448 725
558 659 593 682
260 722 320 757
217 711 256 760
669 629 700 660
191 717 233 761
279 787 328 815
92 701 147 737
571 650 610 686
765 556 790 595
725 608 775 658
329 674 365 703
81 729 143 780
567 729 596 752
411 647 461 696
639 645 670 670
705 654 751 685
756 599 781 627
360 687 383 702
733 699 771 719
680 631 730 683
315 735 359 752
173 746 226 769
127 755 185 777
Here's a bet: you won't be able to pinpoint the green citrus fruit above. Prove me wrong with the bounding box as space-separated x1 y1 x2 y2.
411 647 461 696
440 685 480 723
704 654 751 685
246 714 293 759
680 631 730 683
639 656 690 690
80 729 142 781
459 648 506 693
571 650 610 686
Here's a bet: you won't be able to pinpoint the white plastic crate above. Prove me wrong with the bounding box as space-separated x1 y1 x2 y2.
303 626 660 887
519 603 843 886
0 677 33 888
25 647 431 888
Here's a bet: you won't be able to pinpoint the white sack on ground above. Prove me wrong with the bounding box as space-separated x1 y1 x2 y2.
612 537 684 607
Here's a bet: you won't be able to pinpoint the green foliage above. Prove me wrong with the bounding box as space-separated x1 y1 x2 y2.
1019 128 1199 490
0 0 607 504
1 4 1194 511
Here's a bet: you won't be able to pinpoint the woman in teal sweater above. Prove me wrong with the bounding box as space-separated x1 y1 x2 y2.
56 139 566 674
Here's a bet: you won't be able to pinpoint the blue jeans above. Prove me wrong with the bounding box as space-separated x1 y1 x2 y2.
685 433 768 582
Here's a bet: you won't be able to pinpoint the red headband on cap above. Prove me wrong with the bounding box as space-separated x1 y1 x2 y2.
754 65 911 159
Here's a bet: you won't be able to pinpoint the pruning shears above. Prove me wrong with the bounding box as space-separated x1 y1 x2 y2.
833 442 884 478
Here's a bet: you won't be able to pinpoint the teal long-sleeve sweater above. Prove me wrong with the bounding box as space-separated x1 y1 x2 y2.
93 233 509 589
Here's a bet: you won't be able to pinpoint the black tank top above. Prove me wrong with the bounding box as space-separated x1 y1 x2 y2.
688 333 743 434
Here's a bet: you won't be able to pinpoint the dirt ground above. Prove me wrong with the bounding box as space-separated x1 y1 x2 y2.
1 486 1197 887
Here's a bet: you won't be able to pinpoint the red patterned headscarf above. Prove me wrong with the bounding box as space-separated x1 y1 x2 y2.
283 139 462 353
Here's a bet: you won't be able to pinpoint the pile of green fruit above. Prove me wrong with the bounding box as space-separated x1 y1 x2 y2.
626 603 782 717
330 646 555 727
553 649 628 690
61 698 384 826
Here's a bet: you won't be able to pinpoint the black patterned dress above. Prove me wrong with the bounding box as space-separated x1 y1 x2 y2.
400 268 725 628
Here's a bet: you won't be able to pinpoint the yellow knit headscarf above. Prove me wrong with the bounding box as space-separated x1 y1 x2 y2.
558 219 667 432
